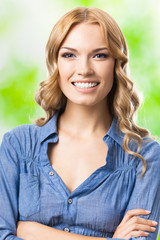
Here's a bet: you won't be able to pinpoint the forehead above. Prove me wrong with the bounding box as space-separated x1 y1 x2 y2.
60 23 107 49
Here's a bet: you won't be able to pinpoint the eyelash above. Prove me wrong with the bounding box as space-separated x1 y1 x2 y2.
61 53 109 59
62 53 75 58
94 54 109 58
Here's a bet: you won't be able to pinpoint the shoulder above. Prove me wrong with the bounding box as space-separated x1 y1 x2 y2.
3 123 41 143
140 137 160 159
126 136 160 172
138 138 160 175
128 135 160 160
1 123 42 158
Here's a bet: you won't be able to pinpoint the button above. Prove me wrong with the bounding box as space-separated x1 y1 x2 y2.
49 171 54 176
64 227 70 232
68 198 72 204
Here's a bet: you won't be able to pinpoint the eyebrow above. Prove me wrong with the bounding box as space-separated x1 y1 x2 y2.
60 47 108 52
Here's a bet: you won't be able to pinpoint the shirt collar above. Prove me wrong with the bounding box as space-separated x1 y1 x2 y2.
39 110 59 143
39 109 124 147
103 117 124 147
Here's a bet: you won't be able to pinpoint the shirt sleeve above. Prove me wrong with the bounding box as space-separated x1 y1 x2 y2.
0 132 23 240
110 140 160 240
125 140 160 240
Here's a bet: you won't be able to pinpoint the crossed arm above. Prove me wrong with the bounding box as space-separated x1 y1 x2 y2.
0 133 160 240
16 141 160 240
16 209 157 240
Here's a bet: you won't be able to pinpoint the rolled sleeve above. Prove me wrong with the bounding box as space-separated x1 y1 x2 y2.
0 133 23 240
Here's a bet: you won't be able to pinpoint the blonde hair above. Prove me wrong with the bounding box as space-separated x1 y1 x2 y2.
35 6 150 175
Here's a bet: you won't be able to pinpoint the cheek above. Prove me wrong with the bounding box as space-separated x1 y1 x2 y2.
105 62 114 80
58 60 74 79
101 67 114 83
101 63 114 92
58 62 65 78
96 59 115 78
58 63 73 91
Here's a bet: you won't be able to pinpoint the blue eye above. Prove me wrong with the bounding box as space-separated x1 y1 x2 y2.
94 54 109 58
62 53 75 58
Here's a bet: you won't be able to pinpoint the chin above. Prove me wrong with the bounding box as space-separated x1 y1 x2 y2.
70 99 101 107
65 95 108 108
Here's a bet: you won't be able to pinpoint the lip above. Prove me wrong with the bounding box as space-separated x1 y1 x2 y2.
71 80 99 83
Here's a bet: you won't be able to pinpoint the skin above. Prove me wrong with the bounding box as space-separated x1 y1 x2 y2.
112 209 157 239
57 23 115 108
16 23 157 239
48 23 114 193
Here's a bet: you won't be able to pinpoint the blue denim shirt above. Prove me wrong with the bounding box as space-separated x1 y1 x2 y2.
0 110 160 240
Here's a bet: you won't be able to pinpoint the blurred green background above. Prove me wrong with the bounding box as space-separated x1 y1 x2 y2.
0 0 160 238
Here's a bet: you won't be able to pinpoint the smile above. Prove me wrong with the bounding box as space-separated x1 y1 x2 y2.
72 82 99 89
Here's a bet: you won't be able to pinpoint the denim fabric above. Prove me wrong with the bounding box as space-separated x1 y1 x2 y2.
0 110 160 240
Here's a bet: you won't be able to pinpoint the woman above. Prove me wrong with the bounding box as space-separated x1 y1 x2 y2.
0 6 159 240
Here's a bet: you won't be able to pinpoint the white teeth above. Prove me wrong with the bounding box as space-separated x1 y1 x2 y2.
73 82 98 88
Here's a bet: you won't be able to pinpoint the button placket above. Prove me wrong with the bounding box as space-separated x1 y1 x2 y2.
68 198 72 204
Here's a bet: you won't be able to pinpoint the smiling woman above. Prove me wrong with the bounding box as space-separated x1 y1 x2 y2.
57 23 114 106
0 6 160 240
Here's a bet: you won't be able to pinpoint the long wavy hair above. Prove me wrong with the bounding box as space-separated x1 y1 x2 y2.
35 6 150 175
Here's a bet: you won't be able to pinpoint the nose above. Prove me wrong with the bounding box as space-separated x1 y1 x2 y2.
76 57 94 76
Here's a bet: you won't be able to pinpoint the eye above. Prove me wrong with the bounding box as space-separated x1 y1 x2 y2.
61 53 76 58
94 53 109 58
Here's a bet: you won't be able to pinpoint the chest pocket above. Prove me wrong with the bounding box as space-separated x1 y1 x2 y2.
19 173 40 217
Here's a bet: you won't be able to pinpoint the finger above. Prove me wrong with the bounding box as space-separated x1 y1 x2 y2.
115 221 156 238
128 223 156 233
127 231 149 238
116 215 157 239
120 209 151 225
129 216 158 227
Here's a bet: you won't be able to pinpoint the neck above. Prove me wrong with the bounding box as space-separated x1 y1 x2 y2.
58 101 112 138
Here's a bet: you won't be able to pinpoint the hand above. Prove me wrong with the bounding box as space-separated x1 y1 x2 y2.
112 209 157 239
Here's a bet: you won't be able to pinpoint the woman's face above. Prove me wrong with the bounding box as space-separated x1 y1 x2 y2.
57 23 115 107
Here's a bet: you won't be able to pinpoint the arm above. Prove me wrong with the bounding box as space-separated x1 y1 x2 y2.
112 140 160 240
0 133 23 240
17 140 160 240
112 209 157 239
17 210 157 240
17 222 106 240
